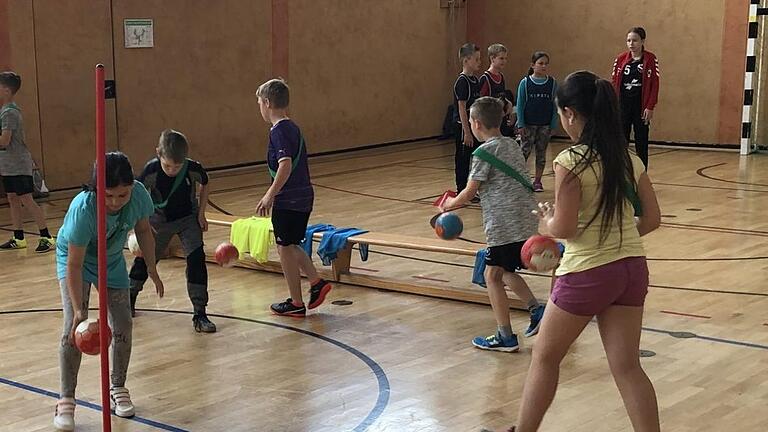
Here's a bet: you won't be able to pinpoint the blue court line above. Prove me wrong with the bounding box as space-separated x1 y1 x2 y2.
0 376 188 431
0 308 391 431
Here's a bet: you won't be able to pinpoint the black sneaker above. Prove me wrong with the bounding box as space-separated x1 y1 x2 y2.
192 314 217 333
35 237 55 253
270 299 306 317
470 195 481 204
308 279 332 309
0 237 27 250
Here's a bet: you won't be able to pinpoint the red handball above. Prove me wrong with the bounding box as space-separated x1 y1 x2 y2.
75 319 111 356
521 235 561 272
215 242 239 267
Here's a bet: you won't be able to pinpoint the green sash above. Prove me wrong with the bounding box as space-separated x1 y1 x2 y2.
269 134 305 179
0 102 19 117
473 146 642 216
154 160 188 209
625 182 642 216
472 147 534 191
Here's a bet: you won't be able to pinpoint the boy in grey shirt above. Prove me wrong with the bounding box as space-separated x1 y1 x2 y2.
0 71 53 252
442 96 544 352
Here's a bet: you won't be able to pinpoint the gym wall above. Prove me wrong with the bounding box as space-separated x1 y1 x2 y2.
0 0 751 190
2 0 465 189
470 0 748 146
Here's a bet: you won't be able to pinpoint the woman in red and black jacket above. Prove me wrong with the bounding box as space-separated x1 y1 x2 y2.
611 27 660 169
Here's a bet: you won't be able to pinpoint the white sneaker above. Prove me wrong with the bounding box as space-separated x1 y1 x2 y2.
53 398 75 431
110 386 135 418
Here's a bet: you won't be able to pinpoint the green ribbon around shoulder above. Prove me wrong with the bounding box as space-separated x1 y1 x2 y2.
472 146 642 216
269 134 305 179
154 160 188 209
472 147 534 191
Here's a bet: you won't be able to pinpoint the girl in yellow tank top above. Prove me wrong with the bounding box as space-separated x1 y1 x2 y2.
506 71 662 432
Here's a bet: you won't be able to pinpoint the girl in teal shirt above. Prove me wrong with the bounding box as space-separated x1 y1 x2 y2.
54 152 164 431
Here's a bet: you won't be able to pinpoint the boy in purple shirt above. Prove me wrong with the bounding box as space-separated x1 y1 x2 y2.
255 79 332 317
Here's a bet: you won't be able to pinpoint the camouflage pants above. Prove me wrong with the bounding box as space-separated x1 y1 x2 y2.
521 125 551 172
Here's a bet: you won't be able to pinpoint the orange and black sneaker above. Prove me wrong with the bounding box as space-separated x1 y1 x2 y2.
270 299 306 317
308 279 332 309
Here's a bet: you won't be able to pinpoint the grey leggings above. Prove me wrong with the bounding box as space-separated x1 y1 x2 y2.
59 279 132 398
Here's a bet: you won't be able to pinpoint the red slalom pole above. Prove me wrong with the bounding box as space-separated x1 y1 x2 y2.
95 64 112 432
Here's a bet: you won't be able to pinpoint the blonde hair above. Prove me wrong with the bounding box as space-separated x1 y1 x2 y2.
487 44 507 59
256 78 290 109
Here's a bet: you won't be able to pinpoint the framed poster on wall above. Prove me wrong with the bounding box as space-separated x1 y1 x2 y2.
124 19 154 48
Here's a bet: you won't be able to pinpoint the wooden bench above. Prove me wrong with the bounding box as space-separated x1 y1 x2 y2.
190 212 539 309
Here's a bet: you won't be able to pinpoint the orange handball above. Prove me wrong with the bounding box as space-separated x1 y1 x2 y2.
75 319 111 356
521 235 561 272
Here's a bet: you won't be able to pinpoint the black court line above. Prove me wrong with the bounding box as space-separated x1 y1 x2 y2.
660 221 768 237
0 213 67 230
205 202 768 298
0 140 450 209
648 256 768 262
412 193 444 202
355 248 768 298
697 162 768 188
313 183 435 206
647 149 680 157
205 153 455 198
640 327 768 351
397 164 453 172
0 226 59 239
305 139 448 166
0 308 390 432
654 181 768 194
648 284 768 298
206 199 233 216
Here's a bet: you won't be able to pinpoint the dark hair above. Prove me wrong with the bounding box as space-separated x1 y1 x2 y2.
528 51 550 76
157 129 189 162
0 71 22 94
256 78 290 109
84 151 134 192
555 70 635 244
470 97 504 129
459 43 480 62
628 27 646 40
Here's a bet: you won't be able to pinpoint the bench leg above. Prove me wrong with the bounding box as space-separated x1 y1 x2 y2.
332 244 353 280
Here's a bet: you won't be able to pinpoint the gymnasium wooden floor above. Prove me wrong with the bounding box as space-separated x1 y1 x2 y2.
1 139 767 431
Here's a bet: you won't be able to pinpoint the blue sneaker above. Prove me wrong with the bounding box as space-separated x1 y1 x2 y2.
525 305 545 337
472 332 519 352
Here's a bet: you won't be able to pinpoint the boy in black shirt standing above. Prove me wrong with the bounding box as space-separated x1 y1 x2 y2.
453 43 482 196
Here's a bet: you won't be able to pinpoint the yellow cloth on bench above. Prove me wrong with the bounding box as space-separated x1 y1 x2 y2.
230 217 274 263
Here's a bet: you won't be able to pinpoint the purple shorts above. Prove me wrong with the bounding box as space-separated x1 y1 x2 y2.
551 256 649 316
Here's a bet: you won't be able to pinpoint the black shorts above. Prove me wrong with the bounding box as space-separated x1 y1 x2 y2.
2 175 34 195
272 209 311 246
485 241 526 273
